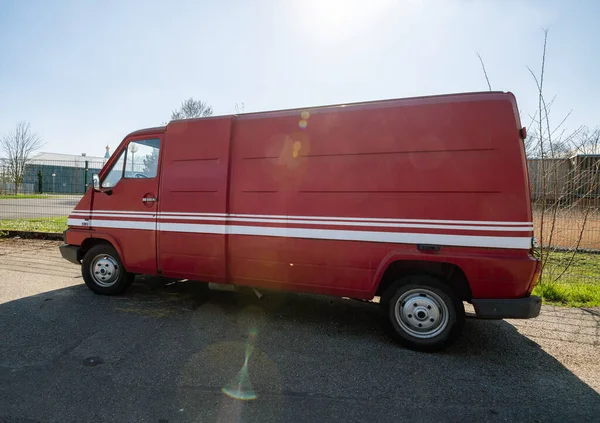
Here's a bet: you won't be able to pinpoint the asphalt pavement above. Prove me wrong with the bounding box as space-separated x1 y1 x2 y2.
0 196 81 219
0 239 599 423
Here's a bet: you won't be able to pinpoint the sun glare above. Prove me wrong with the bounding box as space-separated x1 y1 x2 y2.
292 0 398 42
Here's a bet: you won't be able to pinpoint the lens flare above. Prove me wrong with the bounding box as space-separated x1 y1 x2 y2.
292 141 302 158
222 328 258 401
298 119 308 129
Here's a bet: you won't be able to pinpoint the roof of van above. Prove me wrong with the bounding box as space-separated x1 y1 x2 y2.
127 126 167 138
134 91 515 137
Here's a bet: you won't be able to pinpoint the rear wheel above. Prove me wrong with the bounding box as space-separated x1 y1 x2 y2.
381 274 465 351
81 244 134 295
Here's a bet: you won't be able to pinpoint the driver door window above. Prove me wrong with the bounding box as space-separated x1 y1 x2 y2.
101 138 160 188
124 139 160 179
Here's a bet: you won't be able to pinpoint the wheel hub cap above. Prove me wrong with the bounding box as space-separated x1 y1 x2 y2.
91 255 119 287
394 289 450 339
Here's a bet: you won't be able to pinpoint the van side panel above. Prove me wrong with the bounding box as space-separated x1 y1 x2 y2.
157 118 232 282
227 117 291 287
285 96 529 222
228 93 534 296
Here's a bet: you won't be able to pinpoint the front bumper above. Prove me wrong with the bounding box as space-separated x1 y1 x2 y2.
472 296 541 319
59 243 81 265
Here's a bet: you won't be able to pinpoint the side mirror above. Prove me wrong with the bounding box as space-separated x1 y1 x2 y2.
92 174 112 195
92 174 100 191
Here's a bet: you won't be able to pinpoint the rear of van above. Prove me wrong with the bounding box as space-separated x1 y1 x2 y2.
464 92 541 318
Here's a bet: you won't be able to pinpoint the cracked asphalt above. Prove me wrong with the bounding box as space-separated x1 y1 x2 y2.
1 238 599 423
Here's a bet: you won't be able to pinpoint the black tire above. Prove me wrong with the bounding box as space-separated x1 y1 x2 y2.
381 274 465 352
81 244 134 295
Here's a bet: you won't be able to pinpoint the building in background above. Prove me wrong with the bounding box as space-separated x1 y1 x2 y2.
527 154 600 204
21 151 108 194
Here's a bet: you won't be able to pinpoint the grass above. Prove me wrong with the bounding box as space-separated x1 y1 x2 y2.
533 281 600 308
0 194 56 199
0 216 67 233
532 250 600 307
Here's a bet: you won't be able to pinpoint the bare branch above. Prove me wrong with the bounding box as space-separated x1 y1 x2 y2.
476 52 492 91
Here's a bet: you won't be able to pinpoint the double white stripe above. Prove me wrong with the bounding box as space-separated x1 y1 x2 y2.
66 218 532 249
67 211 534 250
69 210 534 232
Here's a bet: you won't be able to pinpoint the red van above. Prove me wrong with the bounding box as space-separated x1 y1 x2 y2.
60 91 541 351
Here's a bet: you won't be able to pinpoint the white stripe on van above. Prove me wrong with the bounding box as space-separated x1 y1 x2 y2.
69 213 157 219
70 213 533 232
69 211 533 231
157 215 533 232
67 218 532 249
228 213 533 227
67 218 155 230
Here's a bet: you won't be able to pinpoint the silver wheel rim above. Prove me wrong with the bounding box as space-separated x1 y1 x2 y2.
394 288 449 339
90 254 120 287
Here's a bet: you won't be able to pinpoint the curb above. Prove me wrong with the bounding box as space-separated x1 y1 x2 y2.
0 230 63 241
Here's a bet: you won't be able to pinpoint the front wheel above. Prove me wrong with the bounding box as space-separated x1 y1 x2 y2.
381 275 465 352
81 244 134 295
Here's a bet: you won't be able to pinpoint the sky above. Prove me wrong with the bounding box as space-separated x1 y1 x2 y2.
0 0 598 158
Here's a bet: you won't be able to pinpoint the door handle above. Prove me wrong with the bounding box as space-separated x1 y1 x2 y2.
142 197 157 203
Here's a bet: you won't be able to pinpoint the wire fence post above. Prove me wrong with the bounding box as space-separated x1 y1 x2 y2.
37 169 43 193
84 160 89 193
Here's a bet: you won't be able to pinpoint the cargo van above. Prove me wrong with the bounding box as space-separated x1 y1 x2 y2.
60 91 541 351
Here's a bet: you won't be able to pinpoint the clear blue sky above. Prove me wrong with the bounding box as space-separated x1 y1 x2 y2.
0 0 598 157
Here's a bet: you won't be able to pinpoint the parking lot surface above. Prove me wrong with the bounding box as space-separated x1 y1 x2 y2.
0 196 81 219
1 239 599 422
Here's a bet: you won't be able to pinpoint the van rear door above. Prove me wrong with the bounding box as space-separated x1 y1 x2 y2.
91 135 162 274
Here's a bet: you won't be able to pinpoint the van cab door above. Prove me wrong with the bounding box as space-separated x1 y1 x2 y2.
92 135 162 274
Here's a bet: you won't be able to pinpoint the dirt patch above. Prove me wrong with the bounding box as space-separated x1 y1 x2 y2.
0 238 79 278
533 209 600 250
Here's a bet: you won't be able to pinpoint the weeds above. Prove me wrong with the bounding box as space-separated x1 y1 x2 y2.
0 216 67 233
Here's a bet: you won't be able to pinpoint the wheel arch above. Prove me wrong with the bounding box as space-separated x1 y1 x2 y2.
373 253 472 302
79 233 126 270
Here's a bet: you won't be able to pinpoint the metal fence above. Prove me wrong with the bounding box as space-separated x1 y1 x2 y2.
0 157 104 195
0 156 598 286
528 156 600 252
0 158 105 233
528 156 600 202
527 155 600 288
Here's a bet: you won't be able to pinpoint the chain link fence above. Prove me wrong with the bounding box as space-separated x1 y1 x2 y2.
0 157 104 233
528 155 600 290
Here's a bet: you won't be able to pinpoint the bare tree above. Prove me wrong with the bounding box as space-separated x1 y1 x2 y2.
524 29 600 296
170 98 213 120
0 122 44 194
476 30 599 301
573 127 600 155
235 102 245 114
